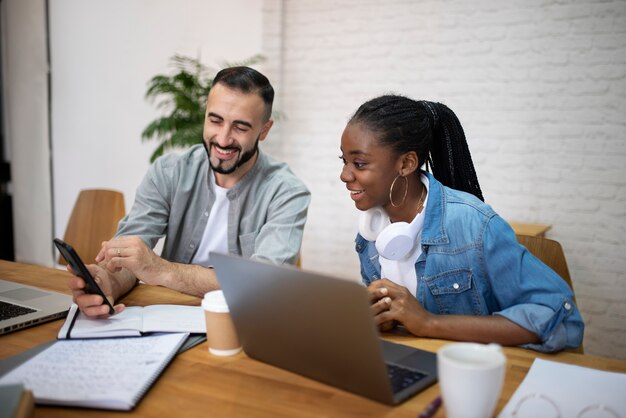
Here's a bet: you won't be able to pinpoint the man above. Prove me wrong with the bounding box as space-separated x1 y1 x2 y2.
68 67 310 317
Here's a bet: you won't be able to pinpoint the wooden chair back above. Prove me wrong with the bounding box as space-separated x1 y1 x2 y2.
295 252 302 268
59 189 125 265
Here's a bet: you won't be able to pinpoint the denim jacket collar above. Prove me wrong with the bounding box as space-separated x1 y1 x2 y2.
421 172 449 246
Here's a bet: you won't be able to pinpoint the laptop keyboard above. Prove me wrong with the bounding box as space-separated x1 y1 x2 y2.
0 300 37 320
387 363 428 393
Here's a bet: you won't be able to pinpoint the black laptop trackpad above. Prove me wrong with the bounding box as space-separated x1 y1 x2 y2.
381 340 438 375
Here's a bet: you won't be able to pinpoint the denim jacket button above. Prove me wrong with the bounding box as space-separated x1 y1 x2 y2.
453 283 460 290
564 302 572 310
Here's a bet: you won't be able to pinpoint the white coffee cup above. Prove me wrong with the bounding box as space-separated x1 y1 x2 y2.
437 342 506 418
201 290 242 356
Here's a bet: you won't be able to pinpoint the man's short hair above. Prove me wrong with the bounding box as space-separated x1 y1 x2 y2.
213 66 274 121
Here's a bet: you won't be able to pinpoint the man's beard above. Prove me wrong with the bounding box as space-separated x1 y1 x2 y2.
203 135 260 175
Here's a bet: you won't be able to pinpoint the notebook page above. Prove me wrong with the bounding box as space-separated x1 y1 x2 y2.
0 333 188 410
58 304 144 338
142 305 205 333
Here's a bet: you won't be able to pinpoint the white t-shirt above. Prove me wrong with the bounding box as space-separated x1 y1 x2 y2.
190 174 230 267
379 174 430 297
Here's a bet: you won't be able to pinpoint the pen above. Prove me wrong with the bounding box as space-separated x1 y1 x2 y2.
418 396 442 418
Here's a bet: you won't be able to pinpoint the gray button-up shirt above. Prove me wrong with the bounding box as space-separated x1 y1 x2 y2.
116 144 310 265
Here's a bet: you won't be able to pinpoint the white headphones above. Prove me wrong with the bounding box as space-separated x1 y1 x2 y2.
358 207 422 261
358 207 389 241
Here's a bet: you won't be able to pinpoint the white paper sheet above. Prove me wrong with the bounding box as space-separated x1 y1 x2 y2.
498 358 626 418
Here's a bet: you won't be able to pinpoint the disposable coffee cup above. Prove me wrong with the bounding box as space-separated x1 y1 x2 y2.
437 342 506 418
201 290 241 356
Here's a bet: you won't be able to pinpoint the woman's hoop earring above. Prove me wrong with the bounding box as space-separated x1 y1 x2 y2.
389 175 408 208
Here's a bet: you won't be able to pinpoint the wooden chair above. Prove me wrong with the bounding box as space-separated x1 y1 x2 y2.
295 252 302 268
516 234 584 353
58 189 125 265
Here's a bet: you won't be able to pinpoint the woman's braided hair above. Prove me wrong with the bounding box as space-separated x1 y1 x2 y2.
349 94 484 201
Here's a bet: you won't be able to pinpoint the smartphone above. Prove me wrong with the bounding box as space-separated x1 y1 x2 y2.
53 238 115 315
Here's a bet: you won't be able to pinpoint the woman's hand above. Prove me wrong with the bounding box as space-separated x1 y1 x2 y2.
367 278 434 336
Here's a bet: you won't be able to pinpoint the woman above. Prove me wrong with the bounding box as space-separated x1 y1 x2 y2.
339 95 583 352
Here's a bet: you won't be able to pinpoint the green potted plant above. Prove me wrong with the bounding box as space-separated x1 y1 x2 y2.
141 54 265 162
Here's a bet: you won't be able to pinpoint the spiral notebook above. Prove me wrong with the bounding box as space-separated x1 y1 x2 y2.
0 332 187 410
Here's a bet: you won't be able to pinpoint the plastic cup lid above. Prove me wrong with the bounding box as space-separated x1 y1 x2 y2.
201 290 229 312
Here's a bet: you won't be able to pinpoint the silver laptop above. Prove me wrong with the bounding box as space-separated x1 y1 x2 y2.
0 279 73 335
211 252 438 405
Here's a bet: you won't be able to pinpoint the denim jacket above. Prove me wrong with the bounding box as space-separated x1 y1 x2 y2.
356 172 584 352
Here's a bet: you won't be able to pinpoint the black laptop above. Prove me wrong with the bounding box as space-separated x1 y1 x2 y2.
210 252 438 405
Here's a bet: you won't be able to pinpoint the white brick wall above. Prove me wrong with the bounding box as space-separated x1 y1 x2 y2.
262 0 626 360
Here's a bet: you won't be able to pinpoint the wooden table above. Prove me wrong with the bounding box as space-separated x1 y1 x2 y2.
1 260 625 417
509 222 552 238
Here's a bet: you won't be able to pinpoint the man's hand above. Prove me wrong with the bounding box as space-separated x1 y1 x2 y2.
96 236 169 287
67 264 125 318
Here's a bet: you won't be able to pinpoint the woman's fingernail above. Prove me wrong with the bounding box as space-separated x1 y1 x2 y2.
380 287 388 296
384 297 392 304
